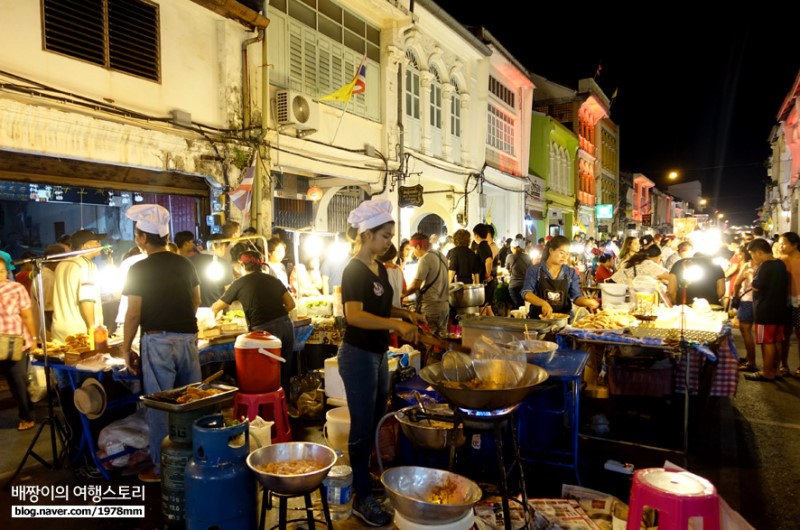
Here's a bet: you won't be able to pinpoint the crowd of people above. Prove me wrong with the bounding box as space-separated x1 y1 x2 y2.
6 194 800 520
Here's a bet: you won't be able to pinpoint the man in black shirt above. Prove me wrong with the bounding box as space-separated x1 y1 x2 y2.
744 238 788 382
473 223 496 314
122 204 201 482
667 253 725 305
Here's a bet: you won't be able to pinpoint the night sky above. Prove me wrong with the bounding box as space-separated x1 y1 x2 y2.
432 2 800 226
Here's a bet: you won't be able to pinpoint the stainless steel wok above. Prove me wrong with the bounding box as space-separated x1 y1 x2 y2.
448 283 485 308
419 362 549 411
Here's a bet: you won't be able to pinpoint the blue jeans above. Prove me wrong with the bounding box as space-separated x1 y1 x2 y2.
1 352 33 422
253 315 295 390
337 342 390 498
141 332 201 474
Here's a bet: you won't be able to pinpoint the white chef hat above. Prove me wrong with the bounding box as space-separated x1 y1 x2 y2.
348 199 394 234
126 204 170 237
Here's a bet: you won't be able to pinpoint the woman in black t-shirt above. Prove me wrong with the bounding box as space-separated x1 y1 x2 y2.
338 199 425 527
211 251 296 390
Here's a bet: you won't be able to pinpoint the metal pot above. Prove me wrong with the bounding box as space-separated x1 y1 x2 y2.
448 283 485 308
396 404 466 451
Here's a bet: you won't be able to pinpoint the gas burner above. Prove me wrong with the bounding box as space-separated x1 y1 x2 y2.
457 405 518 418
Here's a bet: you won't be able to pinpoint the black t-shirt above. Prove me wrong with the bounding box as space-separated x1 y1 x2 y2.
220 271 289 328
476 241 494 282
752 259 788 324
123 251 199 333
189 253 233 307
669 257 725 304
342 259 393 354
448 246 482 284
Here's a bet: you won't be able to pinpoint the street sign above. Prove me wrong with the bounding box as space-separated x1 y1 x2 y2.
642 213 652 226
398 185 424 207
595 204 614 219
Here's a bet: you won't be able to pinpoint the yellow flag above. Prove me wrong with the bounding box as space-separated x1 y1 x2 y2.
319 77 359 103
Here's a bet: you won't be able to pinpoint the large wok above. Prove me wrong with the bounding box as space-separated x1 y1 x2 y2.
419 362 549 411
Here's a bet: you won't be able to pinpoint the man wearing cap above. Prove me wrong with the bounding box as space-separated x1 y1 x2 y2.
121 204 201 482
51 229 106 343
402 232 449 336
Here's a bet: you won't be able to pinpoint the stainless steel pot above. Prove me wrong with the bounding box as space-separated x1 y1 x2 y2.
448 283 485 308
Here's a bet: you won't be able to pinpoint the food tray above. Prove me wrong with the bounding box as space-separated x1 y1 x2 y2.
629 327 722 344
140 383 238 412
565 326 626 335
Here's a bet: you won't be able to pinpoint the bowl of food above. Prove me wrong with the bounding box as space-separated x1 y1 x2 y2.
247 442 336 495
382 466 482 524
396 404 466 452
538 312 569 328
518 340 558 366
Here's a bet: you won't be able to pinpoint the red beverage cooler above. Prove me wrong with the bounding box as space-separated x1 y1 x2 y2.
234 331 283 393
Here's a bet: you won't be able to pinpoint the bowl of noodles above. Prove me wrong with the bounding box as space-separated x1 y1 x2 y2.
247 442 337 494
382 466 482 524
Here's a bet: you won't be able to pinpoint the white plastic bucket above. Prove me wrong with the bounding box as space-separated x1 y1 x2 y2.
323 406 350 457
600 283 628 308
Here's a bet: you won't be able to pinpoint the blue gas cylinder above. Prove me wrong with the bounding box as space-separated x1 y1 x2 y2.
185 414 256 530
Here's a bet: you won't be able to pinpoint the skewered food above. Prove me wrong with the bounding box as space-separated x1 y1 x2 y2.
573 310 636 330
175 386 223 403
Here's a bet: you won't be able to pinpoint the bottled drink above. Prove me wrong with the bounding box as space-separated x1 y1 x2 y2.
321 451 353 520
93 324 109 352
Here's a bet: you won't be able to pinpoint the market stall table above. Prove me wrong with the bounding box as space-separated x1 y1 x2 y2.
556 324 739 461
29 358 141 480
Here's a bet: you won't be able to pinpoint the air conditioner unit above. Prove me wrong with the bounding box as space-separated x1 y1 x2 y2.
275 90 318 131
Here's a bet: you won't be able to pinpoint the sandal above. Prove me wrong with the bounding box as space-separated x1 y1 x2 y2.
794 369 800 379
17 420 35 432
778 367 790 378
744 372 776 382
738 363 759 373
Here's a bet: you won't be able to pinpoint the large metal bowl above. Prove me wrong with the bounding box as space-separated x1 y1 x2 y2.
396 404 466 451
449 283 485 308
420 362 549 411
246 442 336 495
382 466 482 524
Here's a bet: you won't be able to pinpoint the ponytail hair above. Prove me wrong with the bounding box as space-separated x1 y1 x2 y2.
542 235 570 264
624 244 662 269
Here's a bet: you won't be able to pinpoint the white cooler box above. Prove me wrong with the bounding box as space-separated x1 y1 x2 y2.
324 355 401 406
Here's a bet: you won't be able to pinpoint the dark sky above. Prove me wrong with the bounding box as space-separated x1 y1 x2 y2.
433 2 800 225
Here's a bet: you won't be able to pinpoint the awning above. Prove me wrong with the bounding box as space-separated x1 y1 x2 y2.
0 150 216 197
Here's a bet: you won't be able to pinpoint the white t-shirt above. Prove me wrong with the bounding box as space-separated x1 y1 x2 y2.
610 259 668 284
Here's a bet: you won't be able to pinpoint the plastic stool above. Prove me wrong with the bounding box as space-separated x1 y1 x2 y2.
234 389 292 443
627 468 720 530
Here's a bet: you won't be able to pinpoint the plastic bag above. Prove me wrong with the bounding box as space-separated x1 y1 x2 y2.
27 365 47 403
471 335 526 388
248 416 274 452
97 409 149 467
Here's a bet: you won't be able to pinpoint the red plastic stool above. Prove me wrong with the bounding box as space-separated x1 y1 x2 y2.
627 468 720 530
233 388 292 443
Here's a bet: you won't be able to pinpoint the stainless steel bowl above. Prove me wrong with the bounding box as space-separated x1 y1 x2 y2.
449 283 485 308
246 442 336 495
382 466 482 524
396 405 466 451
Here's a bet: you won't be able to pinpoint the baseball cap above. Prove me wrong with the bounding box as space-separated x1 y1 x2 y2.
511 239 523 249
71 229 107 249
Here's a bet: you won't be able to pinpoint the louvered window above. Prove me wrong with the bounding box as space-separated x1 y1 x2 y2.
42 0 160 82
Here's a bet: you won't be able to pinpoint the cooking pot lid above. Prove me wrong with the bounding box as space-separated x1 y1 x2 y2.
449 282 464 294
235 330 282 349
459 315 550 332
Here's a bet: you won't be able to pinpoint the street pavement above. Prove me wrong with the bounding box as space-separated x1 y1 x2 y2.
0 328 798 529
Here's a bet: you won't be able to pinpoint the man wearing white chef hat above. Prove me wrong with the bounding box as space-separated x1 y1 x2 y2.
121 204 202 483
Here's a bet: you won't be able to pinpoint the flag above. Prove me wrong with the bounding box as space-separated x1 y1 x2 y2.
612 87 618 99
229 155 255 216
320 57 366 102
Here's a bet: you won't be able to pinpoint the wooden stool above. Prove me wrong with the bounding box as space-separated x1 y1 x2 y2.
627 468 720 530
234 388 292 443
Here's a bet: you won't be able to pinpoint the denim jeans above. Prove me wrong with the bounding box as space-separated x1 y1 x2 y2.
0 352 33 422
141 332 201 474
337 342 390 498
253 315 295 390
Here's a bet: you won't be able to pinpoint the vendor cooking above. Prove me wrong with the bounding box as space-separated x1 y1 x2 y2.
521 235 600 318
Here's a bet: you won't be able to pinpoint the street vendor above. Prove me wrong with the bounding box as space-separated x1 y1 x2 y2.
122 204 202 483
211 251 296 391
522 235 599 318
338 198 426 527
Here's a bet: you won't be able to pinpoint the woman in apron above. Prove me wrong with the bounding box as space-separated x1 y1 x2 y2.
521 236 599 318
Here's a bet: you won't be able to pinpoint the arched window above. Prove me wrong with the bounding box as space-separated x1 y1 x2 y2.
429 67 442 129
450 80 461 138
405 50 420 120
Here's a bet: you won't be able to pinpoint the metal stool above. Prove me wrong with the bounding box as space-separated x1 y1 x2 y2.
259 485 333 530
627 468 721 530
234 388 292 443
